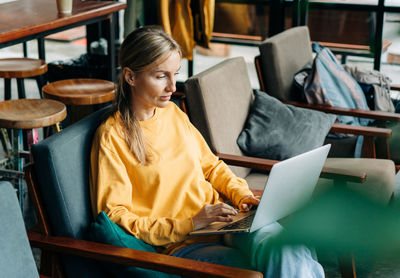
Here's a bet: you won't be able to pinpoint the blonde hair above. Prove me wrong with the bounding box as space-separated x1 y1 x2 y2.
113 26 181 164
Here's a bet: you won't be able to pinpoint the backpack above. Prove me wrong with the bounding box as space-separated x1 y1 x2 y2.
343 65 395 113
299 42 373 127
293 42 375 158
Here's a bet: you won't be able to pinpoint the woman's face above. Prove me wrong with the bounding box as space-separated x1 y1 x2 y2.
125 50 181 120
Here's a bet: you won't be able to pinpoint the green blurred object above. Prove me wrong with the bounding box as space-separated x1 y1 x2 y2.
273 186 400 259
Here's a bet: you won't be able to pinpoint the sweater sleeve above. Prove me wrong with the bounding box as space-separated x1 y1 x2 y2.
184 115 254 207
90 131 193 246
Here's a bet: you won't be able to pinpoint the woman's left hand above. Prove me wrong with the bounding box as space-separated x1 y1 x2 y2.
238 195 260 212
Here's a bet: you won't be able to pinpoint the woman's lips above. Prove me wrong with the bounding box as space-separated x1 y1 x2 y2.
160 95 171 101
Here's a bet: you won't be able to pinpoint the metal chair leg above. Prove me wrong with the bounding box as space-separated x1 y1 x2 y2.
4 79 11 100
16 78 26 99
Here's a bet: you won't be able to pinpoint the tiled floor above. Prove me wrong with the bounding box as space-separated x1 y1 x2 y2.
1 19 400 277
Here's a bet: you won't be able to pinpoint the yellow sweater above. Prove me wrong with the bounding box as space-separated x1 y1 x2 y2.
90 103 252 247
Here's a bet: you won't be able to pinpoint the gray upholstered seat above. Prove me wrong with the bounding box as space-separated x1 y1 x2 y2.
0 181 39 278
184 57 395 204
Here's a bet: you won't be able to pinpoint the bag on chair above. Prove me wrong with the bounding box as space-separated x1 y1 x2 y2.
343 65 395 113
301 42 373 127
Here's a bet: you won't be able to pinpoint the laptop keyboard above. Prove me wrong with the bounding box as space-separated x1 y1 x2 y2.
219 214 255 230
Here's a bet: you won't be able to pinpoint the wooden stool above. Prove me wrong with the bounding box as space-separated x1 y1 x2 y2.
0 99 66 208
42 78 115 124
0 58 48 100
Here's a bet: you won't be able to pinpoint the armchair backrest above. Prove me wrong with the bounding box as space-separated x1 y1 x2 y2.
0 181 39 278
184 57 253 178
258 26 313 101
31 106 110 278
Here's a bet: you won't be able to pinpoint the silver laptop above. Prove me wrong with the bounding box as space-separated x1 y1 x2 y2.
190 144 331 235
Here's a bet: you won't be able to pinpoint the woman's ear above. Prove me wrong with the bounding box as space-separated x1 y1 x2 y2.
123 67 135 86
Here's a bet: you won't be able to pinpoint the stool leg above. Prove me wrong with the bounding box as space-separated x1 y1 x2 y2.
21 130 29 151
35 75 46 98
26 129 38 162
0 128 12 167
23 42 28 57
44 123 62 138
11 129 24 210
16 78 26 99
4 79 11 100
55 123 62 133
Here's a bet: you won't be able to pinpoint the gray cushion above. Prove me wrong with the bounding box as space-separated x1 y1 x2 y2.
259 26 313 101
237 90 337 160
0 182 39 278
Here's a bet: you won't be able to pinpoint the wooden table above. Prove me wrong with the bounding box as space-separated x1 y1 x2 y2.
0 0 126 82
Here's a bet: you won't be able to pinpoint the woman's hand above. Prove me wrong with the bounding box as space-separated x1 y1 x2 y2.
192 203 238 231
238 195 260 212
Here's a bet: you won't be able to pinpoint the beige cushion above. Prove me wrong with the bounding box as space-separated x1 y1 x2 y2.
259 26 313 101
246 158 395 205
184 57 254 178
245 171 268 191
314 158 395 204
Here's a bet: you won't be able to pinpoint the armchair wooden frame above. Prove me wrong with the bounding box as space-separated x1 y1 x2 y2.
254 55 398 164
25 147 366 278
24 163 262 278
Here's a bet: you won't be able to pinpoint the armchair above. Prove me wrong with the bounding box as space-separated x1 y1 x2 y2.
0 180 258 278
24 105 262 278
183 57 396 278
184 56 394 202
0 181 40 278
255 26 400 166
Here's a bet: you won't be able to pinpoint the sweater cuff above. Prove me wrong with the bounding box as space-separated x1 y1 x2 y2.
173 218 194 241
232 188 254 207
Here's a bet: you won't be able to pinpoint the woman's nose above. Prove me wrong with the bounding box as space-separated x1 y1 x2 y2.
166 76 176 92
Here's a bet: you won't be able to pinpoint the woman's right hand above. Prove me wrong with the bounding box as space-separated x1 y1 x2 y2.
192 203 238 231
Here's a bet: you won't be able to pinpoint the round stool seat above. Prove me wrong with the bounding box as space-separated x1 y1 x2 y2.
0 99 66 129
0 58 47 78
42 78 116 105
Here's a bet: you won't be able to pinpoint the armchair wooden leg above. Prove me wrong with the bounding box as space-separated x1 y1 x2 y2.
38 250 53 277
362 136 376 158
39 251 64 278
375 136 391 160
338 252 357 278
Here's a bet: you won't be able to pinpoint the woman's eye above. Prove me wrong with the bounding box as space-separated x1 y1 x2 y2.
156 75 166 79
174 72 180 76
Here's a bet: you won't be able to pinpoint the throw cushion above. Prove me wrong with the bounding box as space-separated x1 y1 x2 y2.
237 90 336 160
89 211 175 278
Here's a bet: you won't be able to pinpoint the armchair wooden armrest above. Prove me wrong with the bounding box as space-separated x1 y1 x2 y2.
172 91 187 114
330 123 392 159
28 232 262 278
216 153 366 183
284 101 400 123
254 54 400 123
330 123 392 138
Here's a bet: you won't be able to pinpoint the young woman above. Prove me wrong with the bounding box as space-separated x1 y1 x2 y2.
90 25 324 277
